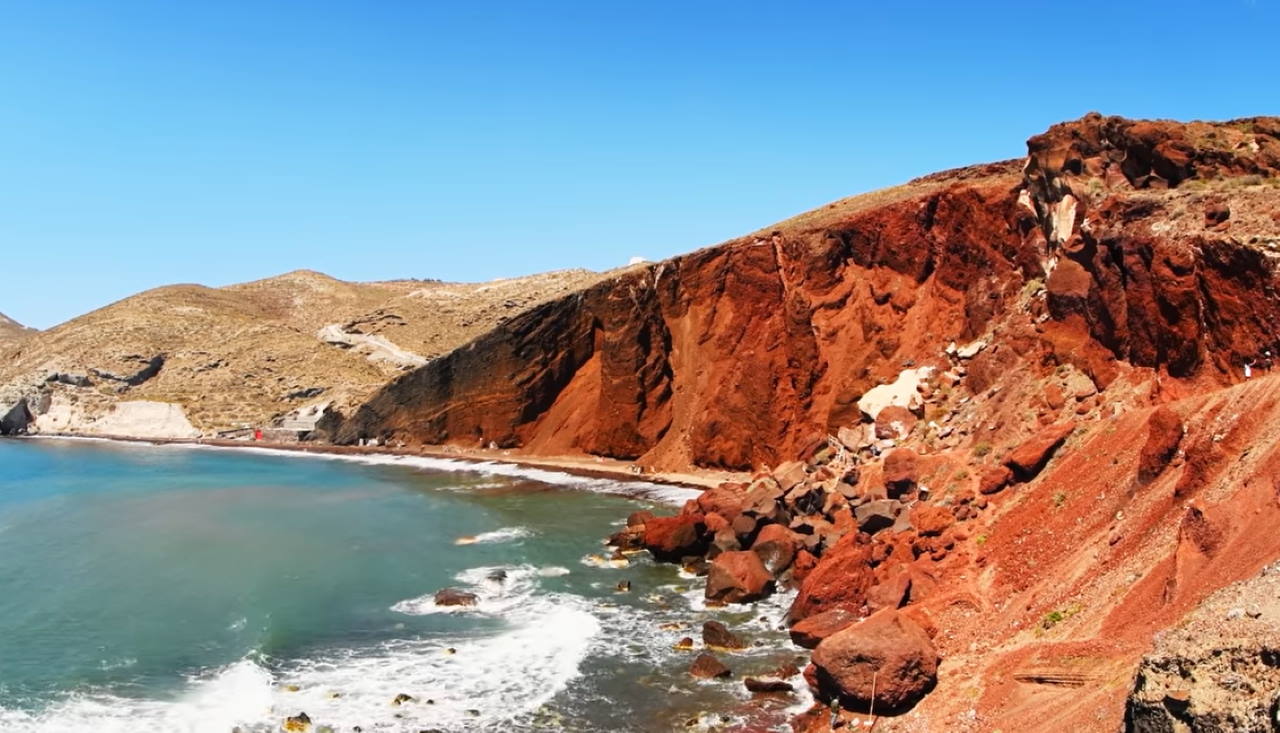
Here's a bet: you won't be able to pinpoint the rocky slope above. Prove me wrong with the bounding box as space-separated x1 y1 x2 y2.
0 268 611 436
337 113 1280 731
1125 560 1280 732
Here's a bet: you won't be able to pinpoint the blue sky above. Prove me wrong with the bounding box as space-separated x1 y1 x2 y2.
2 1 1276 328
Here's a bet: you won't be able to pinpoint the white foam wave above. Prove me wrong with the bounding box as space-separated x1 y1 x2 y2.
454 526 533 545
579 553 630 569
390 564 545 617
1 580 601 733
153 439 702 505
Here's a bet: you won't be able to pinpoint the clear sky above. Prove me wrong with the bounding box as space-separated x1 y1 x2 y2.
2 1 1276 329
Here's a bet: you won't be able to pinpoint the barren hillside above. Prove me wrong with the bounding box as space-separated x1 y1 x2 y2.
0 268 611 435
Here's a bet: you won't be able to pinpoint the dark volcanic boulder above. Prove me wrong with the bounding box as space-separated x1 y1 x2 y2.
810 609 939 712
705 550 775 604
854 499 900 534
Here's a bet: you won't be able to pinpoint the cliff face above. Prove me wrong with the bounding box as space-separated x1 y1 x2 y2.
340 114 1280 473
339 164 1031 468
1027 115 1280 381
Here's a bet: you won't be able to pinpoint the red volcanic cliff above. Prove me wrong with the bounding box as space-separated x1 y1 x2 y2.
338 115 1280 732
338 167 1032 468
338 114 1280 472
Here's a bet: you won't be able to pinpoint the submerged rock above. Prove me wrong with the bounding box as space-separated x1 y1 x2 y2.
282 712 312 732
433 588 478 607
701 620 746 650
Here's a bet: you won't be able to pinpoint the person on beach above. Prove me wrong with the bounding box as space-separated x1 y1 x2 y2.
1244 361 1253 379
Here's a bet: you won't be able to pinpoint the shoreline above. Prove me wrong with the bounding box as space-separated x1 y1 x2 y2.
8 432 741 493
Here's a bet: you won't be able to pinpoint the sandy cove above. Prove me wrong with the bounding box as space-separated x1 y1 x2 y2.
9 432 741 492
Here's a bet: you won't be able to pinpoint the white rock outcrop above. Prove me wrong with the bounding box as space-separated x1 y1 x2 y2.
857 367 934 422
33 395 200 439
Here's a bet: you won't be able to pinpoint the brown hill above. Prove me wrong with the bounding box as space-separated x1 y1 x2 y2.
0 268 611 435
334 113 1280 731
0 312 33 344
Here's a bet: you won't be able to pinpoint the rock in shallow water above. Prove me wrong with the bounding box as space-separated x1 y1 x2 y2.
433 588 478 606
701 620 746 650
705 550 774 604
689 652 732 679
745 677 794 694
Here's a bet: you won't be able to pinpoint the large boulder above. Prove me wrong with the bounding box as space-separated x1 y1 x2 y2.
792 549 819 584
772 461 808 491
706 550 775 604
751 523 800 575
626 510 655 527
1004 422 1074 480
810 609 939 713
642 514 706 562
788 540 876 622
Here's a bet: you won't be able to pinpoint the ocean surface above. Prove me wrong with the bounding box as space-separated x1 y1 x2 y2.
0 438 805 732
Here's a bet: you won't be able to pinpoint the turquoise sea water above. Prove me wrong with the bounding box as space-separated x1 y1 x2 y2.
0 438 804 732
